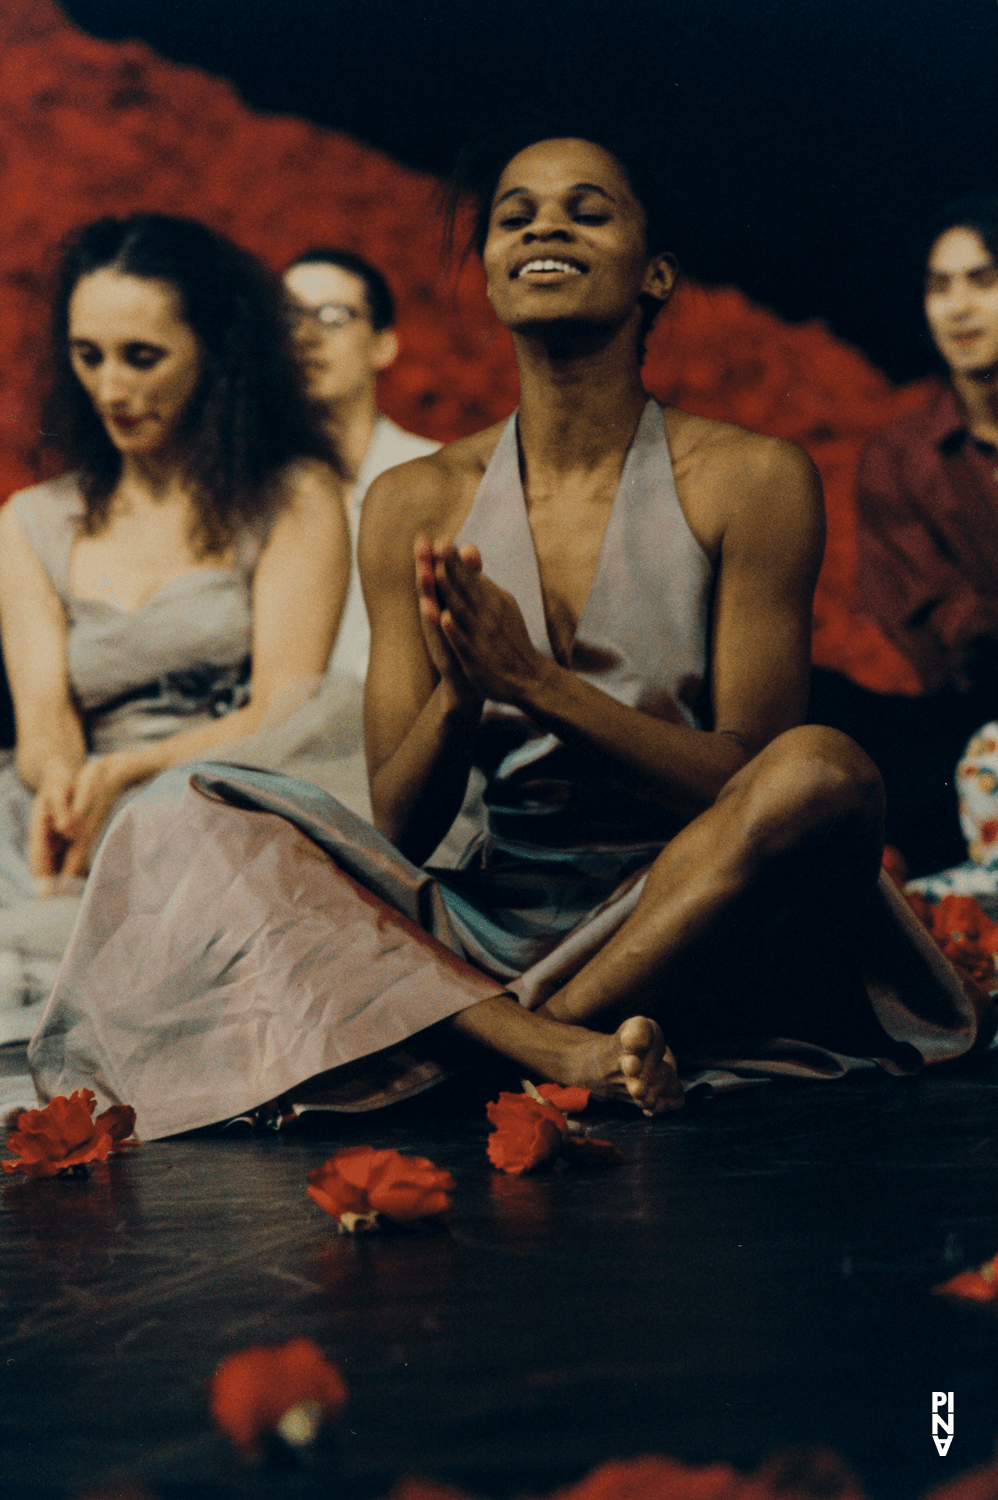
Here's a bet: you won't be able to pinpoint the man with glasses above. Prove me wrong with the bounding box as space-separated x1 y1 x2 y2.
284 249 439 680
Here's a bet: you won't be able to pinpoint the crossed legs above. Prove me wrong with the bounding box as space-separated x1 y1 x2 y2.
449 726 884 1113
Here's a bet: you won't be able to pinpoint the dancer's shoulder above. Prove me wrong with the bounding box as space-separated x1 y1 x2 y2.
662 405 821 561
363 419 508 541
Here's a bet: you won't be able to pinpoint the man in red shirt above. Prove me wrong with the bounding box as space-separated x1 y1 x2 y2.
811 196 998 875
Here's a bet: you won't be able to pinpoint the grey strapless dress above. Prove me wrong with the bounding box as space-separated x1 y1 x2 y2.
0 476 369 1020
0 475 263 967
28 407 995 1136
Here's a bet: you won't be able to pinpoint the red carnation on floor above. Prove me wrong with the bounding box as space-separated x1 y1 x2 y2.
933 1251 998 1303
486 1092 571 1175
307 1145 455 1232
208 1336 347 1459
2 1090 138 1177
487 1086 624 1175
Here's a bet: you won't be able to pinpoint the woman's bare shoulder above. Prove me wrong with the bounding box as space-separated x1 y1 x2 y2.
275 455 346 511
663 405 812 476
661 405 821 556
363 420 507 541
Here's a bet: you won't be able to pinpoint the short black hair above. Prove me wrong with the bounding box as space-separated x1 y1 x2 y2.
44 213 336 551
447 111 675 263
918 195 998 278
446 111 678 356
285 248 396 332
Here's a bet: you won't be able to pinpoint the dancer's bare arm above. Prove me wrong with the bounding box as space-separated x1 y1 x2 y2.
362 440 491 859
0 503 88 876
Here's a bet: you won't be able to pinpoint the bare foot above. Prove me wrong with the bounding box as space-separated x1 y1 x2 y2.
450 994 683 1115
564 1015 683 1116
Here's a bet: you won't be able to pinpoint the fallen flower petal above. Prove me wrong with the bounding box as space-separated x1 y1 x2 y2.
364 1149 455 1220
933 1270 997 1302
486 1092 570 1175
535 1083 591 1112
96 1104 139 1147
209 1336 347 1459
2 1090 139 1178
306 1148 370 1221
933 1254 998 1302
308 1146 454 1230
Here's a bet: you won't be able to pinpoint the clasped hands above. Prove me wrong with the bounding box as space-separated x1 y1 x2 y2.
28 755 126 888
414 535 543 705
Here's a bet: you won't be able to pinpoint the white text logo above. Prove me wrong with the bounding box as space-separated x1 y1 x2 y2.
933 1392 954 1456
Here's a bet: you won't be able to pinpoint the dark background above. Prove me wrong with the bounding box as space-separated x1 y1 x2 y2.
62 0 998 385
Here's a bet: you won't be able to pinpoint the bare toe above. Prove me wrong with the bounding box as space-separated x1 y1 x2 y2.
617 1016 684 1115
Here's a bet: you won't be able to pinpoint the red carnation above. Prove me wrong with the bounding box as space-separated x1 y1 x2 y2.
2 1090 138 1177
933 1252 998 1303
208 1337 347 1459
307 1146 454 1232
486 1092 570 1176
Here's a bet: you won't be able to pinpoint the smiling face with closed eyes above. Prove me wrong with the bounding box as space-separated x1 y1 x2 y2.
482 137 675 342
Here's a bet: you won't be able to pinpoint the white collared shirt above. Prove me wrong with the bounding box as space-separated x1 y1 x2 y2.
327 416 440 680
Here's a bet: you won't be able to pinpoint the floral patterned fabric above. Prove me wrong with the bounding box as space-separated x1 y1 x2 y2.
907 722 998 918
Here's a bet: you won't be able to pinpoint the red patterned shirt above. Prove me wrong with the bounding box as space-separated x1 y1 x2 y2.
857 381 998 693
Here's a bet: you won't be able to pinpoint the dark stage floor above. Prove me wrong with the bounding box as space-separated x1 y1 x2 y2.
2 1048 998 1500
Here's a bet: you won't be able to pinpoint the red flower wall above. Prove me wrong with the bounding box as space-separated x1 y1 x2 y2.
1 0 930 691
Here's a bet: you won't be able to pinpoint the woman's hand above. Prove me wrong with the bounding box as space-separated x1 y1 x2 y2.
419 537 546 705
28 764 78 885
63 757 129 877
28 757 127 886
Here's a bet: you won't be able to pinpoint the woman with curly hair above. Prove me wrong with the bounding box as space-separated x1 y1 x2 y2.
0 213 349 1037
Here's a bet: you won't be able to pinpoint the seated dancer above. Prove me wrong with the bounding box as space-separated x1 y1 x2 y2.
29 133 993 1139
810 197 998 876
283 250 439 682
0 214 348 1042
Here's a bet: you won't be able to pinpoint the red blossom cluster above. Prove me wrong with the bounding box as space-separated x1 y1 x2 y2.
2 1089 137 1177
0 0 943 697
486 1084 622 1175
208 1336 347 1459
905 893 998 992
307 1145 455 1231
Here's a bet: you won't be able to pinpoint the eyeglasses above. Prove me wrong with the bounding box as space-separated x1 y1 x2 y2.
290 301 368 330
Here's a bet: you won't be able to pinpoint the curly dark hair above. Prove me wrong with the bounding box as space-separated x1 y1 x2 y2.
42 213 339 553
